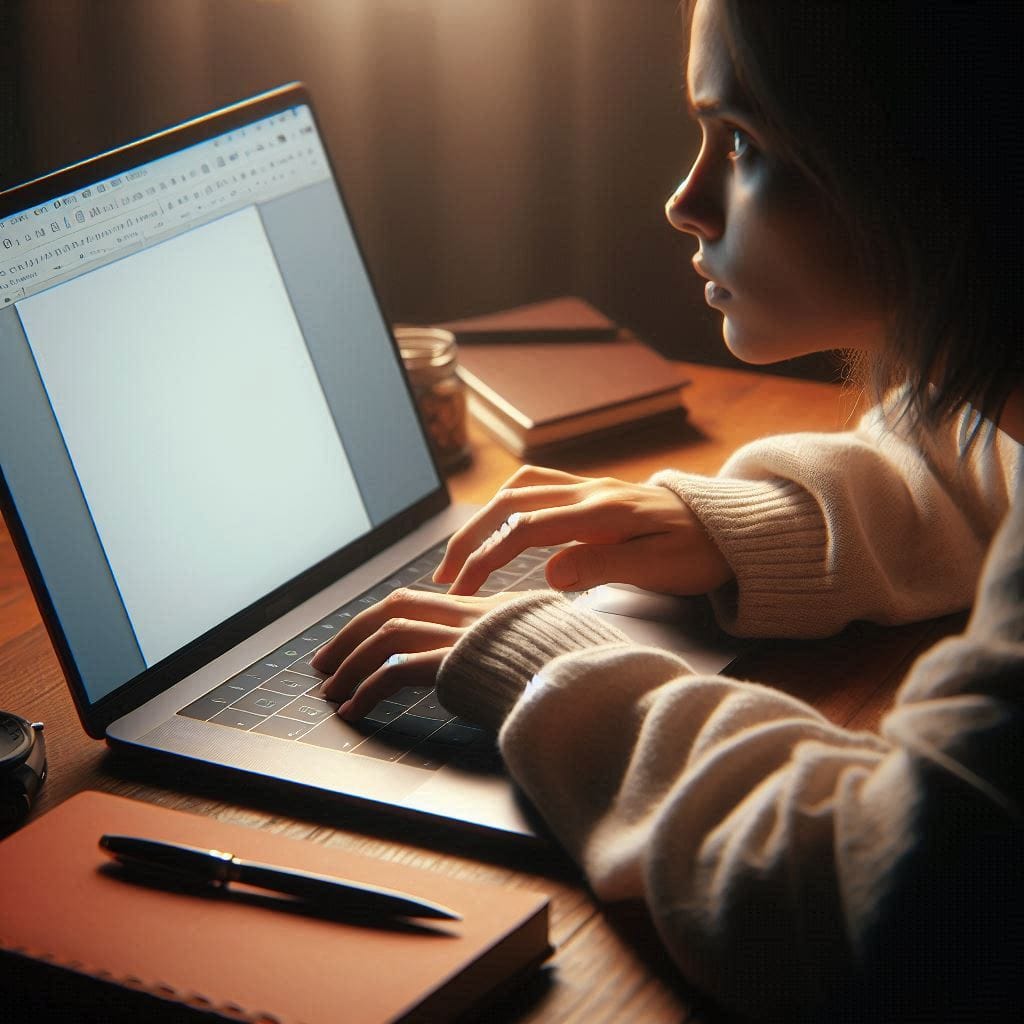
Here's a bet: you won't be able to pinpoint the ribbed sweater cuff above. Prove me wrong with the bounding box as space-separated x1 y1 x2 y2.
648 470 829 635
437 592 629 732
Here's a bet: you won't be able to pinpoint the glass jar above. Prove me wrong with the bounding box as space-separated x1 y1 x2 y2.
395 326 471 473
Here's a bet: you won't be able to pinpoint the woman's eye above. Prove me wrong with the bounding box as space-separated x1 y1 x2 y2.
729 128 752 160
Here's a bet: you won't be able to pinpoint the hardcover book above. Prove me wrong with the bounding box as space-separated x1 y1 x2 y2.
434 295 618 343
457 331 688 458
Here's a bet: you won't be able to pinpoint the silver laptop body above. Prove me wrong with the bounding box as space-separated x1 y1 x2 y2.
0 85 736 838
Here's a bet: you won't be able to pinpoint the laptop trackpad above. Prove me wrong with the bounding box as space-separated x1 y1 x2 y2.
575 584 741 676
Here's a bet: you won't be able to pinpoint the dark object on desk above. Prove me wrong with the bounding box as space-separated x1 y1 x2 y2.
435 295 618 343
0 791 551 1024
458 332 689 458
100 833 461 920
0 710 46 830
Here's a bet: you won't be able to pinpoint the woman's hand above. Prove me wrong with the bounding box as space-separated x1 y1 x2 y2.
434 465 733 597
310 589 521 719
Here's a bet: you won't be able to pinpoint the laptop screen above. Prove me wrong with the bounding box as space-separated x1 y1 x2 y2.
0 87 442 711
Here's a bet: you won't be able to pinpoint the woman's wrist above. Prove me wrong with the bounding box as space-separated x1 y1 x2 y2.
437 591 629 731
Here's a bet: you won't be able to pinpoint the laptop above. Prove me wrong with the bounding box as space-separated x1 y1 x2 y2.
0 84 738 838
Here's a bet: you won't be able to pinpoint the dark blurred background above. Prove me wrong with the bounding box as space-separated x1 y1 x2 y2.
0 0 835 379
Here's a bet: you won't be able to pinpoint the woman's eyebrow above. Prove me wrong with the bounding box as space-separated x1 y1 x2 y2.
687 96 750 122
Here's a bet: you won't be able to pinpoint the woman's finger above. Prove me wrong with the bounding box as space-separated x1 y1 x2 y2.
311 588 481 676
434 465 591 581
446 495 664 595
338 648 447 720
321 617 462 702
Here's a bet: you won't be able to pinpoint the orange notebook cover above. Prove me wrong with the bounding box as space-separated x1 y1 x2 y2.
0 791 550 1023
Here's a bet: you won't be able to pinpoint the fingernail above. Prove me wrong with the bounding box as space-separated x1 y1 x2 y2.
548 559 578 589
337 700 353 718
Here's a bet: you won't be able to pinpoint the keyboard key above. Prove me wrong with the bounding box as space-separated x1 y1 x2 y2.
233 690 295 716
351 734 409 763
403 555 442 578
385 566 425 589
389 686 432 707
318 610 355 632
268 634 323 664
450 714 486 731
428 720 486 747
248 657 293 681
298 715 363 753
227 670 279 693
361 700 406 727
485 569 521 590
277 697 334 725
398 747 445 771
305 622 342 642
379 713 442 741
260 671 317 697
354 585 393 609
176 676 264 720
209 708 265 731
252 715 316 740
407 693 455 722
503 553 546 575
290 650 326 678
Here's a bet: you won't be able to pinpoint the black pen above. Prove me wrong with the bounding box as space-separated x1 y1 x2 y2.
100 834 461 921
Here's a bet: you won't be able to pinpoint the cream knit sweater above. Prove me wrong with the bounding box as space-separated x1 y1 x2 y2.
437 404 1022 1022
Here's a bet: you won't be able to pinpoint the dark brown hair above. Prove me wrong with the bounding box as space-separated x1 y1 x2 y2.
688 1 1023 436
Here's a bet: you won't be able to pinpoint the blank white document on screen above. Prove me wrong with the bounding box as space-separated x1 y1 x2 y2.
18 205 370 666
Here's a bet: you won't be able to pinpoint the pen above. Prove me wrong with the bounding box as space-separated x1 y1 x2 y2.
99 834 461 921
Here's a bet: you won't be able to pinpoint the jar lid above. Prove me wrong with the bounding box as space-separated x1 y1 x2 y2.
394 326 457 371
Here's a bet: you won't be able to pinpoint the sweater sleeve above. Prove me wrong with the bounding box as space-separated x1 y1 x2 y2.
649 404 1018 638
436 498 1024 1022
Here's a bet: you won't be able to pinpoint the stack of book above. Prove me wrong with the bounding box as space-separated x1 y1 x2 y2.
436 296 689 458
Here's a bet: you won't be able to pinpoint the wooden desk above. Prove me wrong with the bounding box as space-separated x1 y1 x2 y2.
0 362 959 1022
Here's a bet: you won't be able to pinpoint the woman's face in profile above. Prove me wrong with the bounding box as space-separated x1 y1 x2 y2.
666 0 884 364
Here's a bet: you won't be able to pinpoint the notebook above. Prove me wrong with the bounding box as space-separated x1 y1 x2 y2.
434 294 618 343
0 790 551 1023
457 331 688 457
0 83 738 839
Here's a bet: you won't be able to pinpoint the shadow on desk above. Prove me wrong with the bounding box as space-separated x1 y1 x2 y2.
729 612 967 733
101 742 578 877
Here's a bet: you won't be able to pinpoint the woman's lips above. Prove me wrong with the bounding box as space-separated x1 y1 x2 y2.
693 255 732 304
705 280 732 304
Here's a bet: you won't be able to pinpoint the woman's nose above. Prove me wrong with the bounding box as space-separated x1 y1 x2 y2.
665 156 723 240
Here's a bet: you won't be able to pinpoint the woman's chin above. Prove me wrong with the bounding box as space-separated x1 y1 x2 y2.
721 321 788 365
722 319 827 365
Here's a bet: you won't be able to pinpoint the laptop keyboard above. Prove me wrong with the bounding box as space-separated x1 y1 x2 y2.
177 538 556 771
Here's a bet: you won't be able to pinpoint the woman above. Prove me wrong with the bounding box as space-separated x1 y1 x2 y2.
314 2 1023 1019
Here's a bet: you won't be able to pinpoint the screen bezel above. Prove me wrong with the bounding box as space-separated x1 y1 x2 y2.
0 83 450 738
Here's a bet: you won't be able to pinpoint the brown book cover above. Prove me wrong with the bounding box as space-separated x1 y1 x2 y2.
457 332 689 457
434 295 618 343
0 791 550 1023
